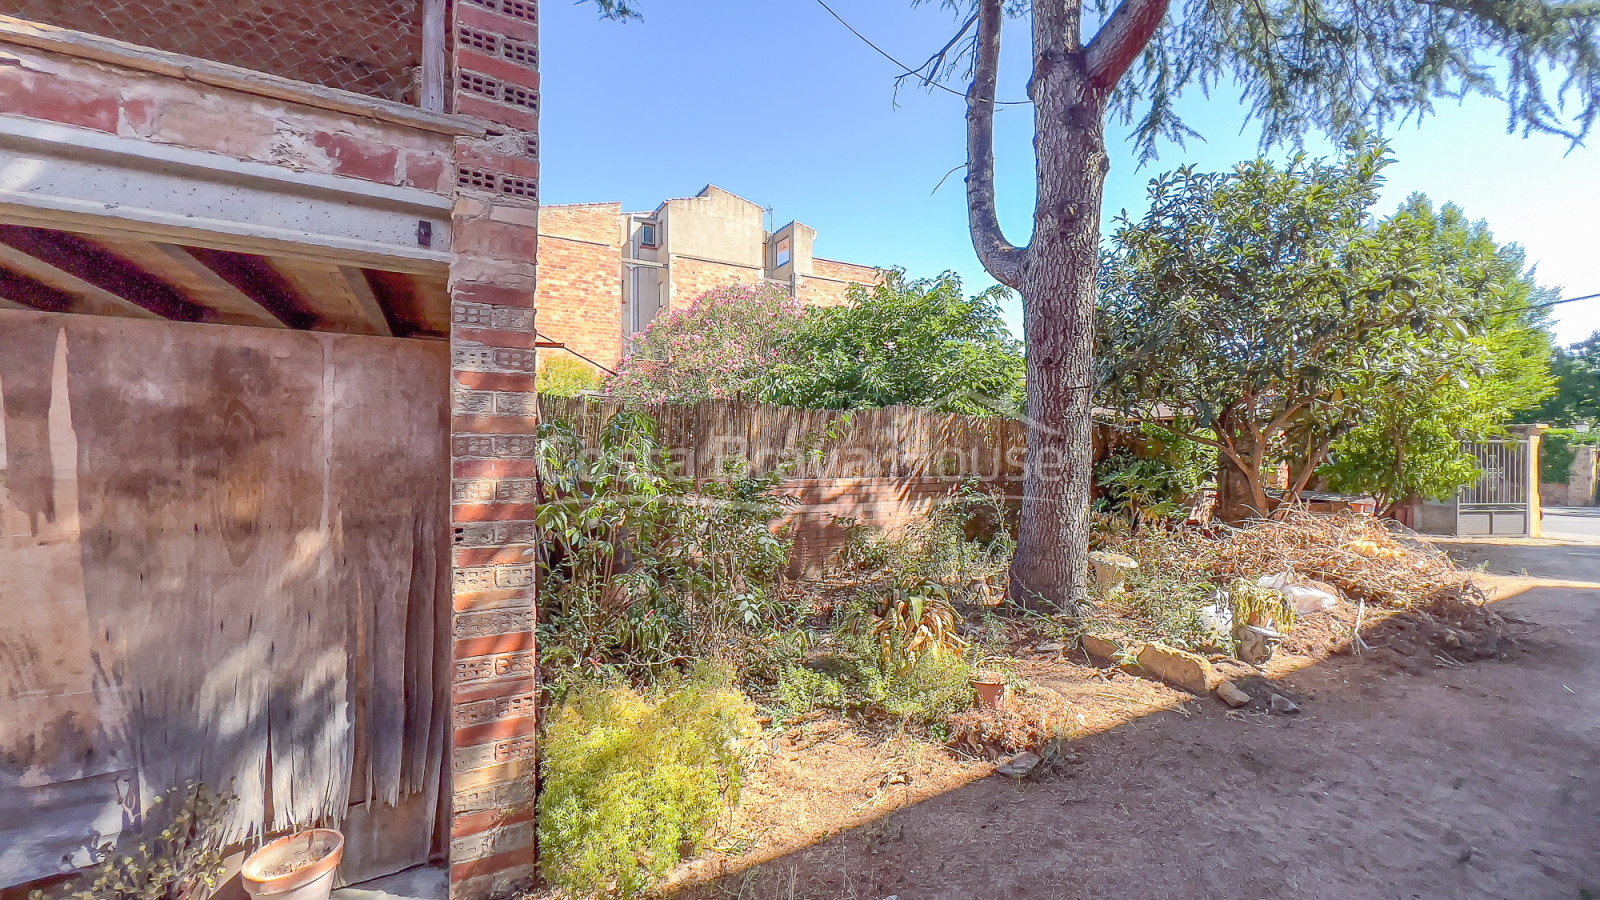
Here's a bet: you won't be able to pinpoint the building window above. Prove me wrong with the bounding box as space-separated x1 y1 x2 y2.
776 236 791 268
639 222 658 248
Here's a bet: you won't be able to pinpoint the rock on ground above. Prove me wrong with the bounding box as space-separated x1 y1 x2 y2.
1135 642 1219 695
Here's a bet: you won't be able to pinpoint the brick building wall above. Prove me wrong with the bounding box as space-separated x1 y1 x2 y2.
446 0 544 897
796 257 878 308
669 255 764 307
533 203 623 371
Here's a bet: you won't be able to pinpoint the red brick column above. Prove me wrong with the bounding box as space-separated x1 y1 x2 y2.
446 1 543 897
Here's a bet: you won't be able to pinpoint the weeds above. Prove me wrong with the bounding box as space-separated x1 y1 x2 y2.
535 410 798 694
538 663 757 898
775 629 976 728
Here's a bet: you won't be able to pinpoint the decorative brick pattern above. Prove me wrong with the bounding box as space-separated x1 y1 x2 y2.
447 0 542 894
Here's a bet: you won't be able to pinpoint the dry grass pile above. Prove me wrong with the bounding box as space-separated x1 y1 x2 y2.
947 685 1075 757
1107 510 1469 609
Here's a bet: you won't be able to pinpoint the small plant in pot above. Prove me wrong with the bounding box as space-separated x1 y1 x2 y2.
969 671 1008 709
30 782 237 900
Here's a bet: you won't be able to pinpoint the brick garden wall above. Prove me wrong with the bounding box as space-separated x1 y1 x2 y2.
533 203 623 371
777 476 1019 576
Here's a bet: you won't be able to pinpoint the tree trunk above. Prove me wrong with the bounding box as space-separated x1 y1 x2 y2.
1008 88 1107 612
963 0 1171 612
1215 417 1270 524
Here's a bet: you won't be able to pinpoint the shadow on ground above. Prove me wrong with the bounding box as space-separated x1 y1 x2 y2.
666 542 1600 900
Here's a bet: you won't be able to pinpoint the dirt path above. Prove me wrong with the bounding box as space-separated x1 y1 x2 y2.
674 542 1600 900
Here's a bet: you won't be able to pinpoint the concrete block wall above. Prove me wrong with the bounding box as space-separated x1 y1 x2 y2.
533 203 624 371
446 0 543 897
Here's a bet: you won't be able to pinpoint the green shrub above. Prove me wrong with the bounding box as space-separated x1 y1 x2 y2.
776 663 846 714
1542 428 1580 481
1093 426 1213 526
535 410 795 691
776 628 975 727
875 646 976 725
537 356 602 396
538 663 757 898
30 783 236 900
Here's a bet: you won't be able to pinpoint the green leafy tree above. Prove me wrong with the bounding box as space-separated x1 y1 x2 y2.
587 0 1600 609
1525 331 1600 425
1098 139 1511 522
765 270 1025 415
1321 199 1556 510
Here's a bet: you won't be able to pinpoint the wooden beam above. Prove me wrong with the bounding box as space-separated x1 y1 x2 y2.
183 248 319 330
341 267 395 337
87 237 288 328
0 225 209 321
421 0 448 112
0 267 78 313
0 238 157 319
270 259 393 335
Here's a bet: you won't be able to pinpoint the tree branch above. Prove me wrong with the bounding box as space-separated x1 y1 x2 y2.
1084 0 1172 90
966 0 1027 288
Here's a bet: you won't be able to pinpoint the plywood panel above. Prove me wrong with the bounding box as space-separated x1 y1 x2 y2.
0 309 448 888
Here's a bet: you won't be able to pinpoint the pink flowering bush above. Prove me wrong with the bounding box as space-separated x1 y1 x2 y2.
605 282 804 404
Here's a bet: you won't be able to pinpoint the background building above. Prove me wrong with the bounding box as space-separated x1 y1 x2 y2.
535 185 881 371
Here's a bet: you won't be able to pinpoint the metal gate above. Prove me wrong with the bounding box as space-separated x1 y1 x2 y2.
1458 437 1534 536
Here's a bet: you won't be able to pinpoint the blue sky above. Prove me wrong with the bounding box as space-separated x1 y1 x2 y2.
539 0 1600 346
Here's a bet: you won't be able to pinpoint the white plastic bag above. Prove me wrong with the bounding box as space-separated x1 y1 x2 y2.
1257 572 1337 613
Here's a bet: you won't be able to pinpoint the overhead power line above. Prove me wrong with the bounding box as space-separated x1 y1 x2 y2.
811 0 1032 106
1504 290 1600 315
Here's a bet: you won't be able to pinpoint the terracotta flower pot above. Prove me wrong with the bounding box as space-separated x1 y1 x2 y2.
970 674 1007 709
240 829 344 900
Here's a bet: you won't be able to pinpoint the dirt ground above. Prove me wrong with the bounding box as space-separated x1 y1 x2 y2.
667 540 1600 900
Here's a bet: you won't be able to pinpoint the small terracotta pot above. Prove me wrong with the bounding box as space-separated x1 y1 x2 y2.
970 675 1007 709
240 829 344 900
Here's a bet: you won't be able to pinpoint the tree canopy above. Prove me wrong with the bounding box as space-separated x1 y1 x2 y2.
1522 331 1600 425
1097 138 1533 521
605 283 805 405
603 273 1025 415
1318 198 1557 508
764 271 1026 416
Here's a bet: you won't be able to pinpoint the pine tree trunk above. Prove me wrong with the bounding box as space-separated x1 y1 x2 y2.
1006 54 1107 612
964 0 1171 612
